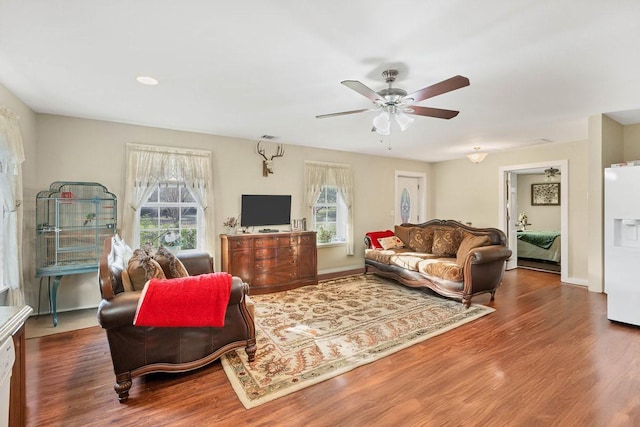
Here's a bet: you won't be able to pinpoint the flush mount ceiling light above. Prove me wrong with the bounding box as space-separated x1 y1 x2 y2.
545 167 560 180
136 76 159 85
466 147 488 164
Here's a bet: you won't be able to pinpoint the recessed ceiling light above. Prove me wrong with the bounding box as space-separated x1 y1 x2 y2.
136 76 159 85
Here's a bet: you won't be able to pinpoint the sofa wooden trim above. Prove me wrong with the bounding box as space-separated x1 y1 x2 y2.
364 219 512 307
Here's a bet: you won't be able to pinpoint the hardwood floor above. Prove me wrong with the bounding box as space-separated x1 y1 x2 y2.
26 269 640 426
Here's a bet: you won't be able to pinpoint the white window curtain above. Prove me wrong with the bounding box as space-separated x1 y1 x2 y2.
123 143 215 254
0 106 26 305
305 161 355 255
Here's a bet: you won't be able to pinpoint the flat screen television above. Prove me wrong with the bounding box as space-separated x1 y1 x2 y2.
241 194 291 228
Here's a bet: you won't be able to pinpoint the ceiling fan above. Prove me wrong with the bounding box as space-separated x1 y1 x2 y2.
316 69 470 136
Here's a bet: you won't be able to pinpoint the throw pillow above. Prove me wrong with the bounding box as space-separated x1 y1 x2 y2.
377 236 404 250
456 235 492 266
431 227 463 257
408 227 434 253
139 242 156 257
394 225 412 247
124 249 166 292
365 230 395 249
154 246 190 279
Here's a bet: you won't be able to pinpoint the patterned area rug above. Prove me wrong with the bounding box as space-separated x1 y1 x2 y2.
221 275 494 408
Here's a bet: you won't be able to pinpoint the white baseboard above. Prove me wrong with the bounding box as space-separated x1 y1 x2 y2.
562 277 588 287
318 264 364 275
29 304 99 317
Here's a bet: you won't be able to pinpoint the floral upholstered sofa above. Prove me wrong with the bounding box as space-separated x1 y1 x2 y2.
364 219 512 307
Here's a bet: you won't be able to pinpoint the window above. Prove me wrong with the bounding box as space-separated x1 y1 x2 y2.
139 182 202 251
124 143 214 254
305 161 354 254
313 185 347 244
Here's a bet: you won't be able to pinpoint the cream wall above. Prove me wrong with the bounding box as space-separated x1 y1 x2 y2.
30 114 431 312
588 115 624 292
516 174 561 232
623 123 640 159
431 140 589 281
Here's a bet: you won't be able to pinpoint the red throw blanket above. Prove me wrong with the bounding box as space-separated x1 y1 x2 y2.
134 272 232 328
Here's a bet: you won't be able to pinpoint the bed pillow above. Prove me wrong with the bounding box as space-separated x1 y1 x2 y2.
456 235 492 266
377 236 404 250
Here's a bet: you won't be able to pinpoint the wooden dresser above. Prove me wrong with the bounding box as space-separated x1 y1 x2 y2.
220 231 317 294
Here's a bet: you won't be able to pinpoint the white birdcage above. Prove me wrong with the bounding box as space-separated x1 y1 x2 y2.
36 182 117 276
35 182 117 326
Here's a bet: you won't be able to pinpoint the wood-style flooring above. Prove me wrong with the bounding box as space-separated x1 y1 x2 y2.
25 269 640 426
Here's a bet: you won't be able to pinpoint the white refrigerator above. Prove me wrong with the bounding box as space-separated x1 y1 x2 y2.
604 166 640 326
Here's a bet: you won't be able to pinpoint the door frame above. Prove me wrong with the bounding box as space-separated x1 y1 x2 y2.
394 171 426 224
498 160 571 284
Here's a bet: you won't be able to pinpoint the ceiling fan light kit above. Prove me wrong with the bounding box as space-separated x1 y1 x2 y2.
317 69 470 143
395 110 414 131
373 111 391 135
467 147 488 164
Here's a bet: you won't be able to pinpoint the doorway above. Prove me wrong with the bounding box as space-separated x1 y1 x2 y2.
394 171 426 225
498 160 569 283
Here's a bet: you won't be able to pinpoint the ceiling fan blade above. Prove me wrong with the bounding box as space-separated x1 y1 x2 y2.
404 75 470 103
316 108 369 119
341 80 384 102
407 106 460 119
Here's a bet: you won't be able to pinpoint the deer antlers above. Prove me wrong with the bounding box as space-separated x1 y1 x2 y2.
256 141 285 176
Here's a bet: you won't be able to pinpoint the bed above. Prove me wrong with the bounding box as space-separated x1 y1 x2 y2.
516 230 561 263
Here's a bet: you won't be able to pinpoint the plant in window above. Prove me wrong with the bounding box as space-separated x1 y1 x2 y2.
317 226 334 243
160 230 182 248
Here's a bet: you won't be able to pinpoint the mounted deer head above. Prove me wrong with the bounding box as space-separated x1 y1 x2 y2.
256 141 285 177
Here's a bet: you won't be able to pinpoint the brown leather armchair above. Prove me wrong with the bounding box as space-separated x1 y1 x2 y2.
97 237 256 402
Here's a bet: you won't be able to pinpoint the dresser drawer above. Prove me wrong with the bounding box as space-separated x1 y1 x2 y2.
255 256 296 271
254 247 276 259
254 268 297 286
254 236 296 248
255 246 297 260
228 238 251 249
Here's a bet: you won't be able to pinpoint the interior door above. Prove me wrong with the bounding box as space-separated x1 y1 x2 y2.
395 175 421 224
506 171 518 270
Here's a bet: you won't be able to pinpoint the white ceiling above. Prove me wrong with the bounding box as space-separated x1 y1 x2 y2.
1 0 640 162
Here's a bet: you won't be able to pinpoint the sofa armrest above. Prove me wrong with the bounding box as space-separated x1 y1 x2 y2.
177 252 214 275
98 276 248 330
98 291 141 329
364 236 374 249
467 245 512 264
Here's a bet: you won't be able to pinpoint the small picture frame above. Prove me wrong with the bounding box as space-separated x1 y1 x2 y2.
531 183 560 206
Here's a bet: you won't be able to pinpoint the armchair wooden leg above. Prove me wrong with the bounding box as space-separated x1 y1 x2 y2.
246 338 257 362
115 373 132 403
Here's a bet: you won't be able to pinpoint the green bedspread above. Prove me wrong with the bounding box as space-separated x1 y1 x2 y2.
517 231 560 250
